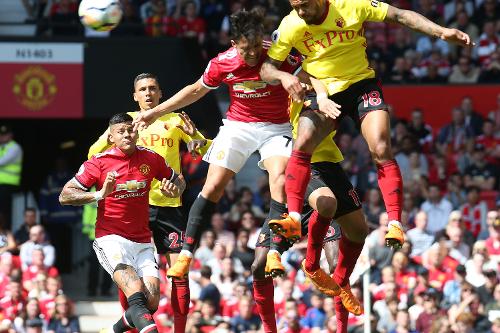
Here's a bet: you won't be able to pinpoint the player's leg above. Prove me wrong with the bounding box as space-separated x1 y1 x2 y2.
169 121 255 278
359 87 404 249
272 106 336 240
150 206 190 333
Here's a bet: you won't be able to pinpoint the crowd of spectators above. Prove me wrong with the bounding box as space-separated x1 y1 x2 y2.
0 210 80 333
16 0 500 81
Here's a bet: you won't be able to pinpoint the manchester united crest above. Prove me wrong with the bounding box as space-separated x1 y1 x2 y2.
335 17 345 28
12 66 57 111
139 164 151 175
216 150 225 160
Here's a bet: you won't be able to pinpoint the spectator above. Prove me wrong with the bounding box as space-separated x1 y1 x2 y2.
230 188 265 222
177 1 206 46
416 36 450 58
0 214 16 255
423 244 456 291
446 226 471 264
391 310 415 333
484 212 500 263
363 189 385 228
461 97 484 136
211 212 235 253
14 297 46 333
195 229 216 265
387 57 417 83
376 297 398 333
421 184 453 235
214 257 243 300
39 276 63 319
477 20 499 66
460 186 489 238
434 211 475 249
230 228 254 273
47 294 79 333
476 269 497 305
465 252 488 288
144 0 179 37
49 0 79 36
437 108 475 156
197 265 221 313
230 296 261 333
475 120 500 164
22 247 59 292
367 213 394 282
0 125 23 230
488 93 500 131
407 108 433 150
442 264 467 308
110 1 144 37
478 46 500 83
193 299 225 332
13 208 38 249
448 56 480 83
300 292 326 330
416 289 444 333
239 211 261 250
444 173 467 209
0 280 26 325
464 145 498 191
19 225 55 270
407 211 435 260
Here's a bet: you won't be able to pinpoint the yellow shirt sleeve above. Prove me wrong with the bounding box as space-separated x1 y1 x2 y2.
88 129 111 159
268 16 295 62
355 0 389 22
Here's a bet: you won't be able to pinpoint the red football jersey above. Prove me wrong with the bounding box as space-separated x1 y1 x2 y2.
201 41 301 124
74 146 175 243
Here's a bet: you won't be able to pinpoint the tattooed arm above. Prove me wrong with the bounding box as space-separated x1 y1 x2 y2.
385 5 472 46
59 171 116 206
260 58 304 102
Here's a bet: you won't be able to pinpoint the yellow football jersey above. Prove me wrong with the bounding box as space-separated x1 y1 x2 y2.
268 0 388 95
289 100 343 163
88 112 210 207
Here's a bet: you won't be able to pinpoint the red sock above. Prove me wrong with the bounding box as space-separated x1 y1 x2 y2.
171 279 190 333
335 296 349 333
285 150 312 214
305 211 331 271
253 277 277 333
118 289 129 310
333 236 364 286
377 160 403 221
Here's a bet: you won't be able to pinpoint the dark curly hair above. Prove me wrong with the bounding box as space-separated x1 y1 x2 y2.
230 8 264 43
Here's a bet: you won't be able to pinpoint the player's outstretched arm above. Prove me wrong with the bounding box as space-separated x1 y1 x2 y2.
59 171 116 206
384 5 473 46
260 58 304 102
309 77 342 119
133 80 211 131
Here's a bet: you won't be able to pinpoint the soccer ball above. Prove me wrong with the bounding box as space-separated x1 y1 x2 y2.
78 0 123 32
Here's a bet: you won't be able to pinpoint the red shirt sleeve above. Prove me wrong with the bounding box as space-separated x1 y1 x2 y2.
153 154 174 182
74 158 101 190
201 57 224 89
280 54 302 74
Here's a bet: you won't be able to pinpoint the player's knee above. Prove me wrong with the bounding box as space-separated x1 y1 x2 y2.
370 139 393 164
315 196 337 218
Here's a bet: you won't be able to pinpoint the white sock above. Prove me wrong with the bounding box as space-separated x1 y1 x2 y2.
388 220 403 229
180 250 193 258
289 211 301 222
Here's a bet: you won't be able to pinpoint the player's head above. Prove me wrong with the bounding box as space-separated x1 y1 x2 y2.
108 113 138 154
230 9 264 67
133 73 162 111
290 0 327 25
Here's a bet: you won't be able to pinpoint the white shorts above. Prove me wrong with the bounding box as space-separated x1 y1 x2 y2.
93 235 159 279
203 119 293 173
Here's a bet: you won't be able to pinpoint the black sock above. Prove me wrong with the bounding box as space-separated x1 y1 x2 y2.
112 313 133 333
124 292 158 333
268 199 289 253
183 194 216 253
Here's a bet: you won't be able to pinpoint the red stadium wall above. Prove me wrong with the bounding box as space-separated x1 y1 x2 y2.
383 85 499 128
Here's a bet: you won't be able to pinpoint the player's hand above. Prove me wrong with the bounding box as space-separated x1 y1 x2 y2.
187 139 208 157
169 111 197 136
317 96 341 119
281 73 304 102
133 108 160 131
100 171 117 198
160 178 182 198
441 28 474 46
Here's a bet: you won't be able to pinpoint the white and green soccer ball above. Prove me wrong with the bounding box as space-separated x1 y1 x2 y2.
78 0 123 32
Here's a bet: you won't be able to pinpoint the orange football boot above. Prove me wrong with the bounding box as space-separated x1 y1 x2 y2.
339 284 364 315
166 254 191 279
385 221 405 249
265 252 285 278
269 214 301 243
301 260 340 297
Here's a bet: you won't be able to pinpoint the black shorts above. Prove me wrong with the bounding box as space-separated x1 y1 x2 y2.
302 78 388 129
149 206 186 254
256 162 361 251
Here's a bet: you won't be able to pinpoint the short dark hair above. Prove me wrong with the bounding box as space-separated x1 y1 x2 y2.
109 113 133 126
200 265 212 279
133 73 159 89
230 9 264 42
25 207 36 214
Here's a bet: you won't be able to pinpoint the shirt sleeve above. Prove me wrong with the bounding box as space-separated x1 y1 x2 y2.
74 158 101 190
201 58 224 89
267 17 295 62
154 153 175 181
355 0 389 22
279 54 303 74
